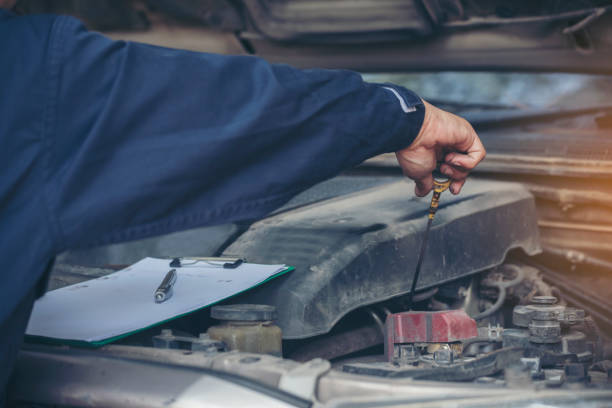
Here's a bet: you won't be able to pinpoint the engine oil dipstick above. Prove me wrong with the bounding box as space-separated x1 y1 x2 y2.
407 169 451 307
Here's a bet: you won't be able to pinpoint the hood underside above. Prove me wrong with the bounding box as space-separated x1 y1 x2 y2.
16 0 612 73
235 0 612 74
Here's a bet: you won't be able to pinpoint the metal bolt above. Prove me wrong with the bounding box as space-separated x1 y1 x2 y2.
398 344 419 363
433 348 454 365
487 323 503 341
520 357 541 376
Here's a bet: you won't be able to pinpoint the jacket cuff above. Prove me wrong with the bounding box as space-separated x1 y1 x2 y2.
375 84 426 153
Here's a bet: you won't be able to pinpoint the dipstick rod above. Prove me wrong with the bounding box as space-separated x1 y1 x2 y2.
406 174 451 307
407 217 433 306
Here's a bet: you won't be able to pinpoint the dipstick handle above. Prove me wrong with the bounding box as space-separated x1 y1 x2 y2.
428 171 451 220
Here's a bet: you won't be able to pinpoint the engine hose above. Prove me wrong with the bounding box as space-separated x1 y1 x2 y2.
411 287 439 303
461 336 501 348
472 264 525 321
472 284 507 320
366 308 385 337
461 336 502 356
481 264 525 289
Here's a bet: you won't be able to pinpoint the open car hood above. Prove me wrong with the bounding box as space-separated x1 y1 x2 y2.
157 0 612 73
18 0 612 73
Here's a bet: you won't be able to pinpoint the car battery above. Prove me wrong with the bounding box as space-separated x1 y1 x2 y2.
385 310 478 363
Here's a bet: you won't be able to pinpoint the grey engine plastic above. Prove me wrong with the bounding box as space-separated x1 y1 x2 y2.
225 179 540 339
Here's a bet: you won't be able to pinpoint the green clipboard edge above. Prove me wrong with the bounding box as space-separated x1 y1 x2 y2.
24 265 295 348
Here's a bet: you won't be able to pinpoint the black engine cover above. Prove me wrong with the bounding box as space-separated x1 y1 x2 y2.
224 179 540 339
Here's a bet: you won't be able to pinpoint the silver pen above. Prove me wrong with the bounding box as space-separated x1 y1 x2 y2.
154 269 177 303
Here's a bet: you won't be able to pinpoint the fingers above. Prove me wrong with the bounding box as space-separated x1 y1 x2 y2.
440 162 470 195
450 178 466 195
442 127 485 195
414 174 434 197
444 131 486 171
440 163 469 181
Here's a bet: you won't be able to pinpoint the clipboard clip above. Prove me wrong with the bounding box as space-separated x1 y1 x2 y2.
169 257 245 269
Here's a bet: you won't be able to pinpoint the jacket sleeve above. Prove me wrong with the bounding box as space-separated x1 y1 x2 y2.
44 16 425 251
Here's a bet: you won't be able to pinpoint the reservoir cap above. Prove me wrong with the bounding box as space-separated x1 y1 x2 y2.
211 304 277 321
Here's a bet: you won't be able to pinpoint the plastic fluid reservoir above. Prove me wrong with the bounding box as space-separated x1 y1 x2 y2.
207 304 282 356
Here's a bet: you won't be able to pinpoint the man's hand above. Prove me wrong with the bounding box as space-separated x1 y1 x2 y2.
395 100 486 196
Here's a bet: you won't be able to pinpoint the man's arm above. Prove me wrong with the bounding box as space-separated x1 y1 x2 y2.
45 17 424 250
45 16 483 251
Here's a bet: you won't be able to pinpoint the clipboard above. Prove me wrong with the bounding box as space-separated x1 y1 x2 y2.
25 257 293 347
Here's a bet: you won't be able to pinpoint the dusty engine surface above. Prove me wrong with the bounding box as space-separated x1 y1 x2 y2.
225 179 540 339
15 177 612 406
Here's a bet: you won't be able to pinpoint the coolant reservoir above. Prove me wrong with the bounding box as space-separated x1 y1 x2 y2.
207 304 282 356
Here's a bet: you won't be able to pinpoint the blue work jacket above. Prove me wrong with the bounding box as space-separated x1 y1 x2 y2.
0 10 425 324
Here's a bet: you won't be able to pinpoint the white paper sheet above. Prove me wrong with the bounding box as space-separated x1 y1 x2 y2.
26 257 289 344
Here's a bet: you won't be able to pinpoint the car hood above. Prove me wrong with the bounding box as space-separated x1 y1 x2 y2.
153 0 612 73
19 0 612 73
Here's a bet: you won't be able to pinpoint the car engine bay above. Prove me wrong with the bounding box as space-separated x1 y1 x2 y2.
7 0 612 406
10 170 612 406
